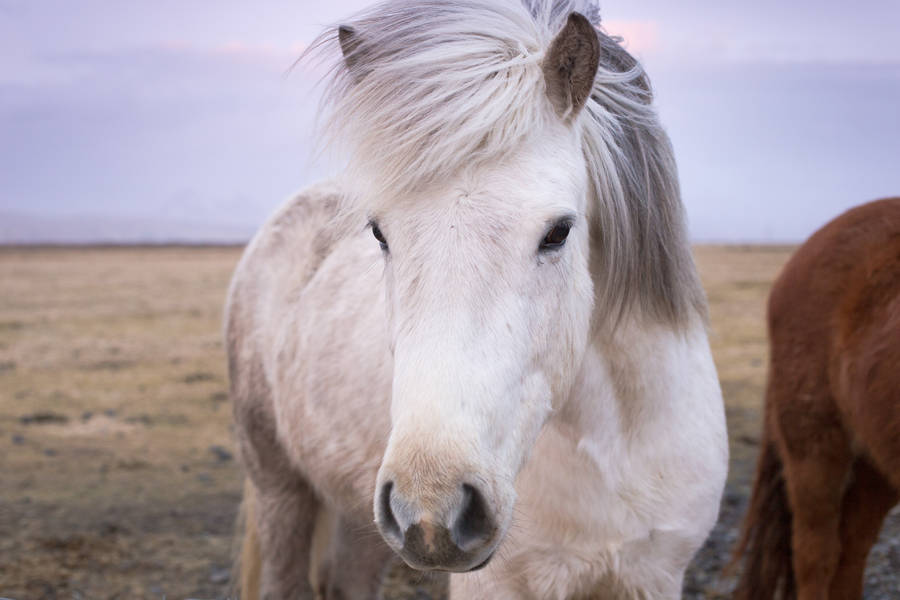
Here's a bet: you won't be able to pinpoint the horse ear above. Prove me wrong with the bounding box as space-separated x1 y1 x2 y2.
542 12 600 120
338 25 363 72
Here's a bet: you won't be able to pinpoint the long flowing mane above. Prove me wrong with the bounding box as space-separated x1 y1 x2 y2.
308 0 705 326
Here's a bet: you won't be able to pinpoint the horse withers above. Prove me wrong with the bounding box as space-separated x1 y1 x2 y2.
733 197 900 600
226 1 728 598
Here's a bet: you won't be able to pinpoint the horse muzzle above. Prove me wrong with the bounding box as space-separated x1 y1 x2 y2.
376 481 498 572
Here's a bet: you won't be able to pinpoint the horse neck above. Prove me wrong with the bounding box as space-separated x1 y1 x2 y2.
557 312 719 453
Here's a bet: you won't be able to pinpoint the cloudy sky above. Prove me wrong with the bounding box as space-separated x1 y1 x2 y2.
1 0 899 241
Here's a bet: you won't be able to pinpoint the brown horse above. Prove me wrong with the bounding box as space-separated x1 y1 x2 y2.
733 197 900 600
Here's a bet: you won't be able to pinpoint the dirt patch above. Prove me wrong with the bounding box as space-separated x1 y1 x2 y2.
19 411 69 425
123 413 191 427
183 371 219 384
0 319 25 332
41 415 138 438
82 359 136 371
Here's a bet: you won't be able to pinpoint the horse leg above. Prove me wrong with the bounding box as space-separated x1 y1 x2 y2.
778 420 852 600
247 475 320 600
827 457 898 600
236 392 321 599
315 512 394 599
827 331 900 598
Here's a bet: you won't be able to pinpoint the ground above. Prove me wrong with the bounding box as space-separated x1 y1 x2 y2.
0 246 897 599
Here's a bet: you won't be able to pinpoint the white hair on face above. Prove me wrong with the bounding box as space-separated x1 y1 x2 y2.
306 0 706 327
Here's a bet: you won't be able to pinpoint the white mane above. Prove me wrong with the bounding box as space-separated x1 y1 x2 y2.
308 0 705 326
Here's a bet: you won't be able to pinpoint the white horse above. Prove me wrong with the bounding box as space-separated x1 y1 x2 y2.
226 1 728 598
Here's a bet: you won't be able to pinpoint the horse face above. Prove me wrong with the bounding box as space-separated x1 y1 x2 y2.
371 129 594 572
333 7 602 574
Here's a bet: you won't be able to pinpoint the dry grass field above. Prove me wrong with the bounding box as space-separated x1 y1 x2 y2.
1 245 897 599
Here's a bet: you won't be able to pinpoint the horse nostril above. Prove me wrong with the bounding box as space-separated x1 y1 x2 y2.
452 484 494 552
378 481 402 543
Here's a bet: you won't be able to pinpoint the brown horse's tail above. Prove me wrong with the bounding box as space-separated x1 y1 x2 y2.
231 478 262 600
731 431 795 600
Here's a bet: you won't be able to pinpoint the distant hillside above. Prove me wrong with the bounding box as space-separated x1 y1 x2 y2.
0 211 256 244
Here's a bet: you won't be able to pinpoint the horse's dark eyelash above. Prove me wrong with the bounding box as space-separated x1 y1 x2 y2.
368 220 389 250
539 217 575 252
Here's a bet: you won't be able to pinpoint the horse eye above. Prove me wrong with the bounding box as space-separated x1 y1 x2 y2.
371 223 388 250
540 221 572 251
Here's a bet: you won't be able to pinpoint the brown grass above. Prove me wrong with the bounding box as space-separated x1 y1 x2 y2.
0 246 243 598
0 244 793 598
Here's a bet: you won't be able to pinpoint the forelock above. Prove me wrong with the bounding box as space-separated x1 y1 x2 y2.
311 0 604 205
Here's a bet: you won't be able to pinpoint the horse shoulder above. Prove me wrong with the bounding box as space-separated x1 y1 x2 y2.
227 183 392 515
831 217 900 433
503 318 726 597
226 181 363 475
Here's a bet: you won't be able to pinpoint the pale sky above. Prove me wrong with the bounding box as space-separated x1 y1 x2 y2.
1 0 899 241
